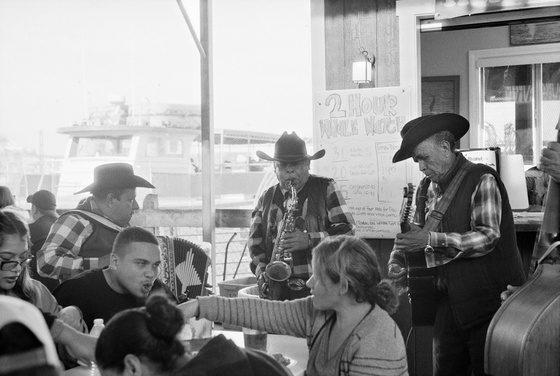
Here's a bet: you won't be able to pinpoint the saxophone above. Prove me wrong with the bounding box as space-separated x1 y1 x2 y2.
262 182 298 300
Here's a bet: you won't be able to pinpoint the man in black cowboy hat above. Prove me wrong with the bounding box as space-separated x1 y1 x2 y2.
249 131 355 300
37 163 155 282
387 113 525 376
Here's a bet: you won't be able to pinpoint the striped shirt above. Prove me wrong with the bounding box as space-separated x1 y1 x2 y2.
198 295 409 376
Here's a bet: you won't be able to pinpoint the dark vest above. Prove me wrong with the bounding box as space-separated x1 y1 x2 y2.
261 175 332 277
435 156 527 329
61 209 121 260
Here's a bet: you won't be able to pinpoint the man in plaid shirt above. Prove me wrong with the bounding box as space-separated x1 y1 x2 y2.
37 163 155 282
388 113 525 376
249 132 355 300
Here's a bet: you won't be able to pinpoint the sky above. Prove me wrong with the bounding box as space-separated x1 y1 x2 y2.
0 0 312 157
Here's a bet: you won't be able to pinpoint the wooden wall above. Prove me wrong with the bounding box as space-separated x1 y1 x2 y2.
324 0 399 90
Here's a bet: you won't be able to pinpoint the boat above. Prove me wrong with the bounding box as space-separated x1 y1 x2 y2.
54 98 279 210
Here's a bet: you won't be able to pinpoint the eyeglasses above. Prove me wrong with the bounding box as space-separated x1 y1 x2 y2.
0 258 32 271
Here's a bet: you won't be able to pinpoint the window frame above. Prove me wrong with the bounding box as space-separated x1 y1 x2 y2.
468 43 560 165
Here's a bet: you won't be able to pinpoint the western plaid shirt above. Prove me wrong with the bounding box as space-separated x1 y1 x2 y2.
36 198 124 282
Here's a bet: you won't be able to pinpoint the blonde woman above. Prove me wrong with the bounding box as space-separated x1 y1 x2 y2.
180 235 408 376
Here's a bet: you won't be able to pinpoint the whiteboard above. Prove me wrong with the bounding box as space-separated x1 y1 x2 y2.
313 87 421 238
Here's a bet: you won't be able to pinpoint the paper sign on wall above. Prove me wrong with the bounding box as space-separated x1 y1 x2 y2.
313 87 419 238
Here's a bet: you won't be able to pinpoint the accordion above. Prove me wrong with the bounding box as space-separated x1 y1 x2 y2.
157 236 211 302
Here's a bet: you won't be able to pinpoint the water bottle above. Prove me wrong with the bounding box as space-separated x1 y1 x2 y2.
89 318 105 337
89 319 105 376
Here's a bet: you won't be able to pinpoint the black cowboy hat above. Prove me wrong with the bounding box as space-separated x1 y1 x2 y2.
392 113 469 163
256 131 325 162
74 163 155 194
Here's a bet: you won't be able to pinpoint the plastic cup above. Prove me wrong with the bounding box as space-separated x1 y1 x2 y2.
243 327 268 352
238 285 268 352
180 317 213 353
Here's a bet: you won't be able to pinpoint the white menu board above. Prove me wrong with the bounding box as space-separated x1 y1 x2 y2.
313 87 419 238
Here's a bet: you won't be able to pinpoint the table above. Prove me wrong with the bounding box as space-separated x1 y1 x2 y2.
63 328 308 376
63 364 100 376
513 211 544 232
213 328 308 376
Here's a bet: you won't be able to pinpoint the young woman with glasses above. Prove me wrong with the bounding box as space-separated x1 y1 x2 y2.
0 209 82 326
0 209 96 364
0 210 58 309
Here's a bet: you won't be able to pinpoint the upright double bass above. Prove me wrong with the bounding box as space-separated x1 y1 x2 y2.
485 125 560 376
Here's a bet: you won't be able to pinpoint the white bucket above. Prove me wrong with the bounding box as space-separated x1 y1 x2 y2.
237 285 259 298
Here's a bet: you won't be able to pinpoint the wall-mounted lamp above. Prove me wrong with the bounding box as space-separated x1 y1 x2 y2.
352 47 375 84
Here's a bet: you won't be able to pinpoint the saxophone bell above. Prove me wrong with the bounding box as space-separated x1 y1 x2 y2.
263 261 292 300
265 260 292 282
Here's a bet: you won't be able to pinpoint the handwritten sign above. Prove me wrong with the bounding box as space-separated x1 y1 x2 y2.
313 87 418 238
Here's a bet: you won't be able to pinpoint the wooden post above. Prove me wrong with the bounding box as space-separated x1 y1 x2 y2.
200 0 216 292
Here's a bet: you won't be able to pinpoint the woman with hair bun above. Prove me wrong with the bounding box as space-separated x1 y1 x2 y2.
95 293 291 376
180 235 409 376
95 294 186 375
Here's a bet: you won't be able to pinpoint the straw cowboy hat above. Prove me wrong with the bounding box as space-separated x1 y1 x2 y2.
392 113 469 163
256 131 325 162
75 163 155 194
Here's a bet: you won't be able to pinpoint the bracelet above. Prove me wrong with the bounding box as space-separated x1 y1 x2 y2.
425 232 433 254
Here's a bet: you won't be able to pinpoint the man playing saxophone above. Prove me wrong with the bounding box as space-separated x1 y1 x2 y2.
249 131 356 300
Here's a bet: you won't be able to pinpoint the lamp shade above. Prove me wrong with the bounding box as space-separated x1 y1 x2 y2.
500 154 529 211
352 60 372 84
